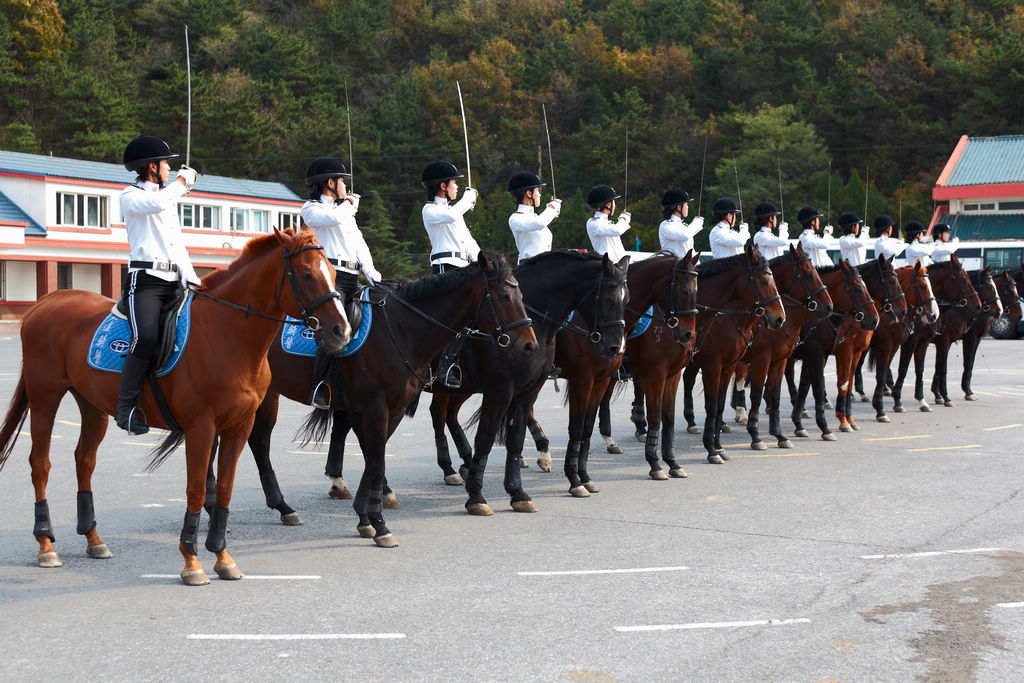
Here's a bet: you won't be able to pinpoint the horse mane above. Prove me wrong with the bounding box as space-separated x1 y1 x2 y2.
926 261 953 274
816 264 841 275
516 249 603 269
397 251 511 303
697 252 761 280
768 250 806 268
201 229 314 290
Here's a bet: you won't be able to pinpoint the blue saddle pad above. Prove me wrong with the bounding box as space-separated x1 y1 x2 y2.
627 306 655 339
280 291 373 358
87 291 194 376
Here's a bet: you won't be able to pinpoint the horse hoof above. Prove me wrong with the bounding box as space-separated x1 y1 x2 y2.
214 563 244 581
520 459 529 468
38 551 62 568
777 440 792 449
328 486 352 500
511 500 538 513
87 543 113 559
720 423 732 433
751 441 767 451
281 512 303 526
583 481 600 493
649 469 668 481
822 432 837 441
893 405 905 413
373 533 399 548
669 467 688 478
877 415 891 423
794 429 809 438
965 394 977 401
635 431 647 442
181 569 210 586
718 450 730 461
606 444 623 454
537 459 552 473
707 454 724 464
458 466 469 479
883 389 892 397
356 524 374 538
382 493 400 509
466 502 494 516
858 393 870 403
944 400 955 408
839 424 853 433
919 404 932 413
801 410 810 419
850 422 860 431
686 425 701 434
569 486 591 498
444 474 464 486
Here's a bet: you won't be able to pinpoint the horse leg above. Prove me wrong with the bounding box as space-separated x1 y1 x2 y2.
202 422 254 581
527 409 552 472
447 394 474 475
767 360 792 448
933 337 953 407
913 341 930 411
785 357 799 408
746 368 767 450
429 394 461 485
577 384 606 492
631 380 648 441
28 391 62 568
961 330 979 401
872 348 890 422
350 412 397 547
702 362 724 463
70 393 113 559
731 363 748 425
714 369 732 456
179 423 218 585
792 360 811 437
835 352 852 432
854 352 869 401
811 357 835 440
503 395 538 512
564 380 590 497
892 342 914 413
598 383 622 454
324 410 354 499
245 393 302 525
638 371 667 480
464 392 510 516
661 371 687 477
683 362 700 434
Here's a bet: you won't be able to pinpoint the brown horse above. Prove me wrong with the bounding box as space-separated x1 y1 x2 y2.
681 244 788 463
0 229 350 584
243 251 537 546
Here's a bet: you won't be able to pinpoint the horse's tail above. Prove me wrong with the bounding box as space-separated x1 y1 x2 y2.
612 380 630 400
145 429 186 473
405 391 421 419
0 371 30 472
295 408 333 448
867 347 877 372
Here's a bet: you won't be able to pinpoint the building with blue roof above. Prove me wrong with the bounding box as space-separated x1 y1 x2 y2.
932 135 1024 240
0 149 303 318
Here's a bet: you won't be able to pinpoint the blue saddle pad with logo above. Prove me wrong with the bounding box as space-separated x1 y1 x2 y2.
280 291 373 358
87 291 194 376
627 306 655 339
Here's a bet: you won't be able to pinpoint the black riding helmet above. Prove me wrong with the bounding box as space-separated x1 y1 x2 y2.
873 214 895 237
712 197 740 222
587 184 620 210
422 160 464 187
838 211 862 235
508 170 545 198
903 221 926 242
753 201 781 220
796 205 823 227
933 223 952 238
661 188 693 209
305 157 350 185
123 135 178 172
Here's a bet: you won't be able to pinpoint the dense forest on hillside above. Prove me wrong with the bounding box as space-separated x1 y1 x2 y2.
2 0 1023 272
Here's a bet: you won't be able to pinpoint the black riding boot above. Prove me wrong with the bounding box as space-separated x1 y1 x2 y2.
438 333 467 389
115 353 151 435
309 348 333 410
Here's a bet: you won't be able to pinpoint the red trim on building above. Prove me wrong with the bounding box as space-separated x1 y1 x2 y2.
186 191 302 207
927 206 949 233
934 135 968 188
932 183 1024 200
45 225 113 235
0 220 28 228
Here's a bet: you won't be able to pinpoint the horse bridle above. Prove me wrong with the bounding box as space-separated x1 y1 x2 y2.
937 265 979 309
557 270 627 344
872 266 907 324
780 254 827 312
278 243 346 332
475 269 533 348
628 257 699 329
976 272 1001 315
836 265 875 324
744 258 782 318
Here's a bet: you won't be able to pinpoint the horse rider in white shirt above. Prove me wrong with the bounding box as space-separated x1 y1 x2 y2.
708 197 749 259
903 221 933 266
751 201 789 260
422 160 479 275
658 188 703 257
116 135 198 435
301 156 383 409
872 215 906 261
797 205 836 268
585 184 631 260
930 223 960 263
508 170 561 263
837 212 871 266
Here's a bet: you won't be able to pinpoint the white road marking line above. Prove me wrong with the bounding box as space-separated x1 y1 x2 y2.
995 602 1024 608
56 419 80 426
971 391 1000 397
862 434 931 441
860 547 1002 560
132 473 151 477
17 431 61 438
615 618 810 633
518 565 688 577
141 503 165 508
983 424 1022 432
728 452 820 458
187 633 404 640
289 450 393 457
906 444 982 452
142 574 322 580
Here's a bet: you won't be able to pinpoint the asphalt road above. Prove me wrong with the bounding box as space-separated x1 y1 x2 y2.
1 321 1023 681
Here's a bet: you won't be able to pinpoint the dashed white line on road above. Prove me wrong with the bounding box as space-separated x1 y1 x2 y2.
862 434 931 441
983 423 1022 432
186 633 404 640
860 547 1002 560
614 618 810 632
519 565 688 576
996 602 1024 608
142 574 322 580
906 444 982 452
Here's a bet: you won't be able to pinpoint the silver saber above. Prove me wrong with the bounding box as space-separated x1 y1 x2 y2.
345 81 354 193
732 155 743 215
456 81 471 187
826 160 831 225
542 103 556 199
697 135 708 216
623 125 629 212
777 152 784 222
184 25 191 167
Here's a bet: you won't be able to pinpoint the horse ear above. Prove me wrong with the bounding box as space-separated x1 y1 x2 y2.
273 227 288 243
478 250 490 272
616 255 631 271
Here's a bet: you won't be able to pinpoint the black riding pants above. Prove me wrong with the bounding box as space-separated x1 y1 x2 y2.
125 271 181 361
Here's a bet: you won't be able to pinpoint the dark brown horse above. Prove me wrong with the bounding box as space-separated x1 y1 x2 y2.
0 229 350 584
680 244 788 463
243 251 537 546
891 256 981 413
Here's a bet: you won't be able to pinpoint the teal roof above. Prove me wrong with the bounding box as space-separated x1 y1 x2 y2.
947 213 1024 240
946 135 1024 187
0 190 44 235
0 149 301 202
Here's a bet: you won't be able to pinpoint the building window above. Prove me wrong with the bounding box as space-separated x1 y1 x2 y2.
999 201 1024 212
230 208 270 233
279 212 300 230
57 263 72 290
0 261 5 300
55 192 108 227
180 203 221 229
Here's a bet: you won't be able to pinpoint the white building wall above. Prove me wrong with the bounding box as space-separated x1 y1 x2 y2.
3 176 47 229
72 263 102 293
5 261 37 300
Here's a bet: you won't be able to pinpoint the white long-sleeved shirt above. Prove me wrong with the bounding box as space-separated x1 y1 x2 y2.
839 233 873 266
510 202 559 263
874 234 906 260
709 221 749 259
904 240 934 267
586 211 630 261
300 195 381 283
659 215 704 257
799 229 836 268
931 238 960 263
422 191 480 267
753 226 790 260
120 180 198 285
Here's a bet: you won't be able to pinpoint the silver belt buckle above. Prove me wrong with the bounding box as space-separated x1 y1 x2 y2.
155 261 172 272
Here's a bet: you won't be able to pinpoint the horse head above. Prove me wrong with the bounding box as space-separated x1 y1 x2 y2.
997 272 1023 325
947 255 982 315
779 243 832 318
745 242 786 330
667 250 700 346
872 254 909 325
587 253 630 359
476 251 538 362
838 259 879 331
975 266 1003 318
